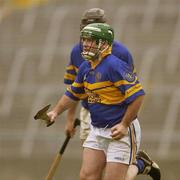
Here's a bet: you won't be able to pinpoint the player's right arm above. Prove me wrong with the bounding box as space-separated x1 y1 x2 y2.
48 63 87 123
64 44 87 137
47 94 78 122
64 85 79 137
63 46 80 136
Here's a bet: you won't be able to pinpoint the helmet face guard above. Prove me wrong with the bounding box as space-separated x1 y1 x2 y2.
80 23 114 61
81 38 107 61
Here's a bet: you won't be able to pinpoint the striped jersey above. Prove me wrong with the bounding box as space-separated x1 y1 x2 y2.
64 41 135 109
65 54 145 128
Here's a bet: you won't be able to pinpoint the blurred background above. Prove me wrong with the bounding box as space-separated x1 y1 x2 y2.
0 0 180 179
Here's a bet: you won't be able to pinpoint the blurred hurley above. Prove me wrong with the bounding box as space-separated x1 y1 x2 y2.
34 104 54 127
45 118 80 180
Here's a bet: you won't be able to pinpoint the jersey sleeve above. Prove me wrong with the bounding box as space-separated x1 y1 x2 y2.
64 47 78 85
109 60 145 104
112 41 135 73
65 63 88 101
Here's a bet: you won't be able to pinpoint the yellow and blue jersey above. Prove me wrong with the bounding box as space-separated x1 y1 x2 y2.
64 40 135 109
65 54 145 128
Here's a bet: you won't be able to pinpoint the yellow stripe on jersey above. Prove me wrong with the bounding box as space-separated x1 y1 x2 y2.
114 77 137 87
94 86 125 104
83 81 143 105
72 82 84 88
84 81 124 104
67 87 87 100
125 83 143 98
66 65 78 73
64 73 76 81
84 81 113 90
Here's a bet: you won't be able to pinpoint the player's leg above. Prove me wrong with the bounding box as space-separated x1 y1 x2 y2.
79 107 91 144
104 162 128 180
80 148 106 180
80 127 106 180
104 137 132 180
125 164 139 180
125 118 141 180
136 150 161 180
125 119 161 180
104 122 137 180
126 150 161 180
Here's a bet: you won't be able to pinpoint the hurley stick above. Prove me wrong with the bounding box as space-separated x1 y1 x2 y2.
45 118 80 180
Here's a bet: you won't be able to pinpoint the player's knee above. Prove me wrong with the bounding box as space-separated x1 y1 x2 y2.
80 168 90 180
80 168 98 180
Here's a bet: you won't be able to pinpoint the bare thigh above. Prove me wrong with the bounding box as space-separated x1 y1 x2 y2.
104 162 129 180
80 147 106 180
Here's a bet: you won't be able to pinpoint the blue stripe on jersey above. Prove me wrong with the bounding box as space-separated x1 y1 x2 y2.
65 91 79 101
65 54 145 128
64 79 74 85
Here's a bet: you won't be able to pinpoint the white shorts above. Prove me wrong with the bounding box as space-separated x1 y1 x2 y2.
79 107 91 140
83 119 141 165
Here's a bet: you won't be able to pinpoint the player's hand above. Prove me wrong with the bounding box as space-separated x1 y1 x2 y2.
111 122 128 140
47 111 58 123
65 120 76 137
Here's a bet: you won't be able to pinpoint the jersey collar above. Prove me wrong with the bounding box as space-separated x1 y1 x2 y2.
90 46 112 69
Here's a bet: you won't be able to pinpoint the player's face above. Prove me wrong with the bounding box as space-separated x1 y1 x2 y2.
81 37 99 61
81 37 109 62
82 38 98 54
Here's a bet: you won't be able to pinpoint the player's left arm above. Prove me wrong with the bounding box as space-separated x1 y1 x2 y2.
111 94 144 140
110 60 145 139
120 94 144 127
